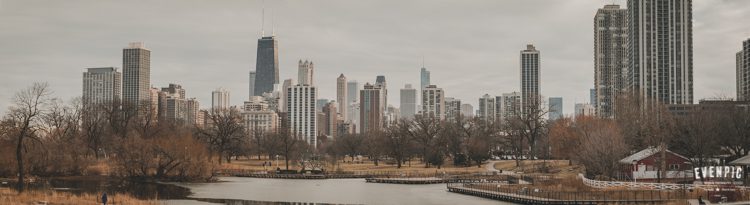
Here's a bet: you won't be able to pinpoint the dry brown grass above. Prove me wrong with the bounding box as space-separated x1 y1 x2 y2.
493 160 583 177
0 188 156 205
222 158 488 175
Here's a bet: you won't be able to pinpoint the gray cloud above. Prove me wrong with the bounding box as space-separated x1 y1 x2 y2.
1 0 749 116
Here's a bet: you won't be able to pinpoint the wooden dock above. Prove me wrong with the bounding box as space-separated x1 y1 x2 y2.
365 177 449 184
447 184 674 204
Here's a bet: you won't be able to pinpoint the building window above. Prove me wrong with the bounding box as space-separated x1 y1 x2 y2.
669 164 679 171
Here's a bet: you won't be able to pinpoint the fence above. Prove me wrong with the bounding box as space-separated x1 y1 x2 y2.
579 174 749 191
447 182 678 204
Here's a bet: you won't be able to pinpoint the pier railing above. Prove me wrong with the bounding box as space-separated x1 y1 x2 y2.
447 182 680 204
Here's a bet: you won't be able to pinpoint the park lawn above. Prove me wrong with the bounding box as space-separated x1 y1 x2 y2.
222 157 489 175
0 188 156 205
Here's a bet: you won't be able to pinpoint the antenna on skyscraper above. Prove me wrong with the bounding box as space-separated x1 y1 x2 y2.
421 55 425 68
261 0 266 37
271 8 276 36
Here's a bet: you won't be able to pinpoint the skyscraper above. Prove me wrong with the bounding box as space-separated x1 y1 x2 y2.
594 4 627 118
337 74 348 121
399 84 417 119
422 85 445 120
548 97 563 121
82 67 121 107
360 83 383 134
122 42 151 110
445 97 461 121
287 85 317 146
212 88 230 110
627 0 693 106
520 44 540 114
186 98 201 125
249 71 256 98
280 79 293 112
254 36 279 96
376 75 387 112
298 60 314 86
420 67 431 90
461 104 474 118
738 38 750 101
478 94 496 122
502 92 522 120
347 81 359 132
316 99 329 112
161 84 186 122
322 101 338 138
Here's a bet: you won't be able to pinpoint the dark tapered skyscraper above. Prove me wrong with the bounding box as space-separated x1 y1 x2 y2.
254 36 279 96
627 0 693 107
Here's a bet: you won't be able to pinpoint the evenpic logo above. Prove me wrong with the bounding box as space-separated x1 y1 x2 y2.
694 166 743 180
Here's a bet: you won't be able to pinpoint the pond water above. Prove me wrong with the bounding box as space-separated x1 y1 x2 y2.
5 177 516 204
168 177 515 205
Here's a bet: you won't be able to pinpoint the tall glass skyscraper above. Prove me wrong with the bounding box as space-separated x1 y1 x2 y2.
254 36 279 96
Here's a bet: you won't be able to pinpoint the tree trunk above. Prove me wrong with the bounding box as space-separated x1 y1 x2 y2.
285 157 290 170
16 136 25 192
397 159 402 168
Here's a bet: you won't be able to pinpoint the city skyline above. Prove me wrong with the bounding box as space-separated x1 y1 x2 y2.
2 1 750 116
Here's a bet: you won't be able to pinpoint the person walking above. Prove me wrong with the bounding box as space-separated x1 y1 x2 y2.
101 192 108 205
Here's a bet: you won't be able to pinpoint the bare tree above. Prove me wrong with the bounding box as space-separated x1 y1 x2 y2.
4 83 51 191
405 115 442 168
383 120 415 168
196 108 246 164
335 133 363 162
574 117 629 179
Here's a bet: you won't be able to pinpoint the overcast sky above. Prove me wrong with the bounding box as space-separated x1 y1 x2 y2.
1 0 750 116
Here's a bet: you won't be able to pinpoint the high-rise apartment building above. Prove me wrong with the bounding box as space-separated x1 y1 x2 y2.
595 4 627 118
445 97 461 120
478 94 496 122
520 44 540 114
82 67 121 107
360 83 383 133
627 0 693 106
399 84 417 119
548 97 563 121
422 85 445 120
280 79 293 112
337 74 348 121
161 83 187 122
461 104 474 118
287 85 317 146
738 39 750 101
122 42 151 110
186 98 201 125
254 36 279 96
502 92 522 120
212 88 230 110
298 60 314 86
